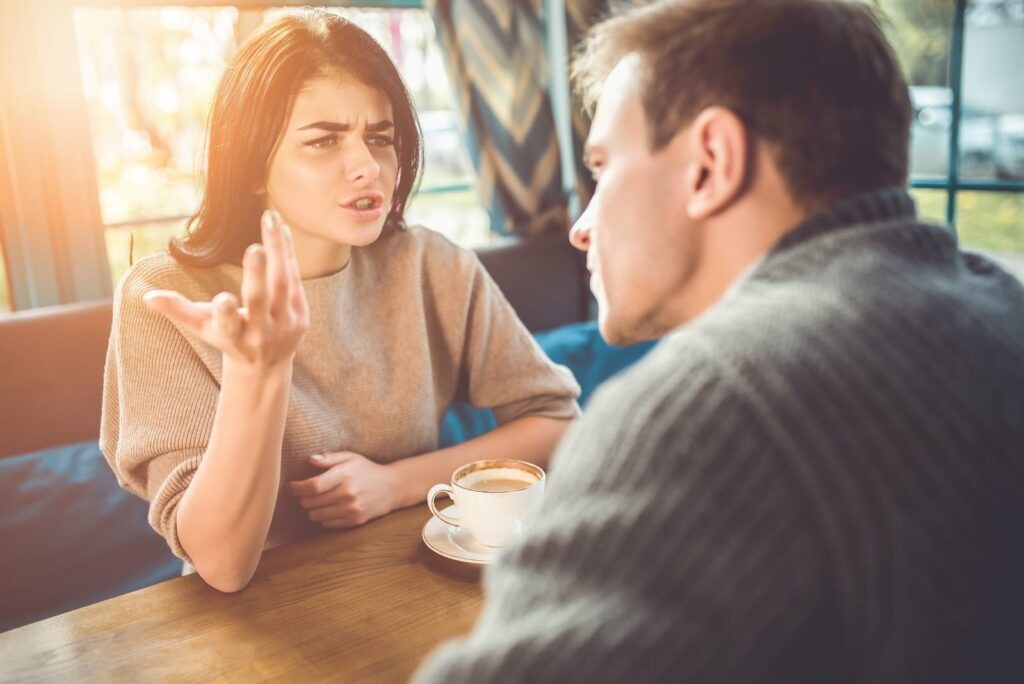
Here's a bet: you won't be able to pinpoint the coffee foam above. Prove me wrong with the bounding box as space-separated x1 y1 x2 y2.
458 466 538 491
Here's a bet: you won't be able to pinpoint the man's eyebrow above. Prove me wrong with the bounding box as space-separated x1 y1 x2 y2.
296 120 395 133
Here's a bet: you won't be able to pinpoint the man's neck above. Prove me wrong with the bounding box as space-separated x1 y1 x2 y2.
675 189 809 323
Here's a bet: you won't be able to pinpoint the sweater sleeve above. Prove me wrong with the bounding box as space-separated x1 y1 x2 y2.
415 339 835 683
456 252 581 424
99 259 220 562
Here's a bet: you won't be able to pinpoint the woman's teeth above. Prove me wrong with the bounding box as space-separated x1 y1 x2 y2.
352 198 374 210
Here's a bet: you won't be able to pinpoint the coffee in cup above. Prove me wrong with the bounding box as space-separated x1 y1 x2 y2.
427 459 545 548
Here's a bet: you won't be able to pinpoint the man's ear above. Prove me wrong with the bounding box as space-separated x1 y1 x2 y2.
680 106 750 220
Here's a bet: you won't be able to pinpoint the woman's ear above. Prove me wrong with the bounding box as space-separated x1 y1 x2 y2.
683 106 750 221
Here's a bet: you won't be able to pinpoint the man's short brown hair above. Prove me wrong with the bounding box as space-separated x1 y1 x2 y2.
573 0 913 209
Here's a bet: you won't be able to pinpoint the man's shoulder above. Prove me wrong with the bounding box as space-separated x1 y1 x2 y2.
579 329 739 444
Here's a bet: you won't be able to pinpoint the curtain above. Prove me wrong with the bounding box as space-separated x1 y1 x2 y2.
564 0 608 210
427 0 571 236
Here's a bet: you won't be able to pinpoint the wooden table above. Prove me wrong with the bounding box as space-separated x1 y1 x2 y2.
0 505 483 682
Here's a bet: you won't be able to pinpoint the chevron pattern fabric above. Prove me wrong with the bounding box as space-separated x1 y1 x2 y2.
564 0 607 209
428 0 571 236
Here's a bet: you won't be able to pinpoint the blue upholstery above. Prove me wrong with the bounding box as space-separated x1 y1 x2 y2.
0 442 183 632
439 320 657 447
0 320 656 631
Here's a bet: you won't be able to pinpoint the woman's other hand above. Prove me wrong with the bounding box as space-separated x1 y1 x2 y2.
143 210 309 372
288 452 406 528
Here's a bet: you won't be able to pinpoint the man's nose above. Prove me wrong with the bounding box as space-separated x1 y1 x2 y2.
569 204 593 251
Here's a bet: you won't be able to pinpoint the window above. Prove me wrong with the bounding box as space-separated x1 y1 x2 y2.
878 0 1024 279
73 5 489 288
957 191 1024 268
911 187 950 225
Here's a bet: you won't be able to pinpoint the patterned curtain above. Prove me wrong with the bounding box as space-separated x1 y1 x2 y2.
426 0 622 236
564 0 608 210
426 0 562 236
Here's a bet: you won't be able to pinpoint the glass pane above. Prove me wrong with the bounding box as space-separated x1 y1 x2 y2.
874 0 956 181
959 0 1024 181
75 6 483 250
407 189 493 248
74 8 235 226
875 0 955 86
105 220 188 289
910 187 950 225
0 241 11 314
956 191 1024 279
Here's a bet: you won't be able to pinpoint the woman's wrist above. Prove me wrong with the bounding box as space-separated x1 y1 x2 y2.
222 354 294 383
388 458 429 508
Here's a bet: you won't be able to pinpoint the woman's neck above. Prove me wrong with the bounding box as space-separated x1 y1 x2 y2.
291 230 352 279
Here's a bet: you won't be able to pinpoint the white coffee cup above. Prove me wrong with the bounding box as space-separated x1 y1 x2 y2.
427 459 545 548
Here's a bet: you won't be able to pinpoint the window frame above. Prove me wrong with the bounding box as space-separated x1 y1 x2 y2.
910 0 1024 229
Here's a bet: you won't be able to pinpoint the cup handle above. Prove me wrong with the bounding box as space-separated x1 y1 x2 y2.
428 484 461 527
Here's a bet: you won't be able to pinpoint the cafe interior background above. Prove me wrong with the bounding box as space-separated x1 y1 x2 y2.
1 0 1022 638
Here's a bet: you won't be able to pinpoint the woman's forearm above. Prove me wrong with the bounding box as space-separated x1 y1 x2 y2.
391 415 574 508
175 358 292 592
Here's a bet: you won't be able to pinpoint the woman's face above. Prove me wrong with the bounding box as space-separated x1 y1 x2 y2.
263 75 399 274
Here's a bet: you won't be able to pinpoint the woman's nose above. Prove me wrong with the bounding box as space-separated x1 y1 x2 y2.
569 203 594 251
344 141 381 184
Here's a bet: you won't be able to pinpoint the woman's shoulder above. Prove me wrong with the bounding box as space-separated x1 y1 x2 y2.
116 253 230 302
368 224 481 275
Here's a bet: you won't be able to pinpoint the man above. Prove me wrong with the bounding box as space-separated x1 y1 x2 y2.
417 0 1024 681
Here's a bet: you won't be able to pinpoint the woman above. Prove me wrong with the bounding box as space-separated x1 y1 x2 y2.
101 10 579 593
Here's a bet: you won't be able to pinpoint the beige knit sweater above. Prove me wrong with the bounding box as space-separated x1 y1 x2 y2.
100 226 581 561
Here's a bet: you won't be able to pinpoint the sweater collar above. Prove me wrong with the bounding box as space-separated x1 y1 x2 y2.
771 186 918 256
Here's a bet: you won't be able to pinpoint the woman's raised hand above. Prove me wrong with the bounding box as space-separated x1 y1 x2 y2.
144 211 309 372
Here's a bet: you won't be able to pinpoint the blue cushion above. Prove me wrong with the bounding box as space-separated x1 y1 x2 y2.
439 320 657 447
0 442 182 632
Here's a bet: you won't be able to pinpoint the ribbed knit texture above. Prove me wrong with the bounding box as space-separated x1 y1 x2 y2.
416 188 1024 683
100 226 580 562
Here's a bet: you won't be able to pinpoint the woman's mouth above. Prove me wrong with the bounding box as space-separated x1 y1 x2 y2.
340 191 386 221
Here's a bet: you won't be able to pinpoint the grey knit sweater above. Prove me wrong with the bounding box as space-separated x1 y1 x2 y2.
416 188 1024 683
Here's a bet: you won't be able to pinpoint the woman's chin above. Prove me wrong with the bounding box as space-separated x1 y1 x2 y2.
343 222 386 246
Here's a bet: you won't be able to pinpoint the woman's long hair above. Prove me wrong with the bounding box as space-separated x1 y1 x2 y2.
170 10 422 267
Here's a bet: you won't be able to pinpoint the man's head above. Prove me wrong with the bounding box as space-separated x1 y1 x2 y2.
569 0 912 344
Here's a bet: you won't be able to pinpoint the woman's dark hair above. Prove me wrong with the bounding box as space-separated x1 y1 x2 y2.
170 10 422 267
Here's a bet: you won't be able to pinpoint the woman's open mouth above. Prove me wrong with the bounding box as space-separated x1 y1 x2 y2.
340 191 386 221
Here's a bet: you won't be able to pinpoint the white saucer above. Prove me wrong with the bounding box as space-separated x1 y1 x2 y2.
421 505 499 565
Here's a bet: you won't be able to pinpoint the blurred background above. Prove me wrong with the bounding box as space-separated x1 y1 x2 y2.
0 0 1021 314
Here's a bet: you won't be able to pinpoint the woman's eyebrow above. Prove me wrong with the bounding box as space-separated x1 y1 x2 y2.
296 120 395 132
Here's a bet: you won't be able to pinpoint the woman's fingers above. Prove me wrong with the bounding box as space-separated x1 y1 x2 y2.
307 502 361 523
143 290 210 335
278 217 307 316
288 466 348 498
242 243 269 332
212 291 242 340
261 211 289 318
151 211 305 370
297 487 354 510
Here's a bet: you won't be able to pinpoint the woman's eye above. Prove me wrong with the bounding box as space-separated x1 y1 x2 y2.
367 135 394 148
305 135 337 149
